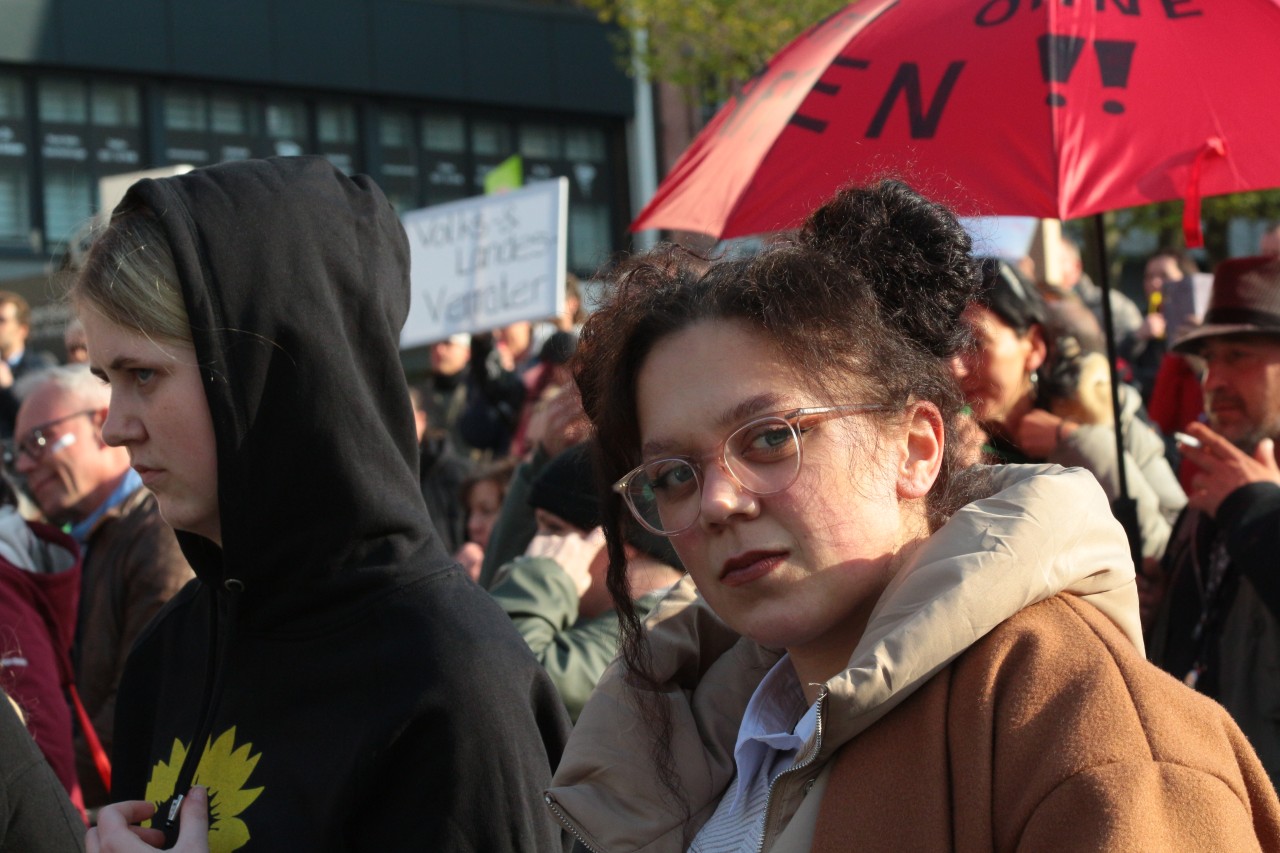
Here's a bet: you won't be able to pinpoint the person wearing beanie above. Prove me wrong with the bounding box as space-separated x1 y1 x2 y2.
489 443 683 721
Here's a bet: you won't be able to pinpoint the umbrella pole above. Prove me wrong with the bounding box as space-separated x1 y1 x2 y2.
1091 214 1143 569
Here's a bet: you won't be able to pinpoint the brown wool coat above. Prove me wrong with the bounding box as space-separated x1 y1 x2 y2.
74 487 193 806
812 594 1280 853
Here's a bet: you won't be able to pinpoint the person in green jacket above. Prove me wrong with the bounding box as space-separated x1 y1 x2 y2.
489 443 683 721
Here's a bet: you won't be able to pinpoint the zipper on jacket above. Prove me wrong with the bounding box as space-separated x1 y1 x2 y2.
754 686 828 853
155 578 243 846
545 792 604 853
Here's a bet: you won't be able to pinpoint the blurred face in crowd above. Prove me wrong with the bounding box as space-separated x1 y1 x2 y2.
83 310 222 545
15 386 124 524
465 480 503 551
64 323 89 364
430 340 469 376
1055 239 1083 291
0 301 28 360
498 322 532 362
1196 335 1280 452
1143 254 1184 298
952 305 1046 430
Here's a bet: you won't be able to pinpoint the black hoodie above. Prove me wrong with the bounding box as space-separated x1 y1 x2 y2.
107 157 570 851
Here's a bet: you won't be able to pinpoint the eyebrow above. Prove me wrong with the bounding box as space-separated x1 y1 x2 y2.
640 391 790 458
90 355 147 383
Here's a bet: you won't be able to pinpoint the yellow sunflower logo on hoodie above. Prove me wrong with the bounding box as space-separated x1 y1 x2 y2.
143 727 265 852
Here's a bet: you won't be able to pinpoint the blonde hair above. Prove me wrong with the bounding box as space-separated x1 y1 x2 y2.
72 208 193 347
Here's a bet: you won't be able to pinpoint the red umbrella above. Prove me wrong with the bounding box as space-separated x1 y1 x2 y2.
633 0 1280 248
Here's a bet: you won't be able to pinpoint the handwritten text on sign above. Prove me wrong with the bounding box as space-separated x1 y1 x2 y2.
400 179 568 349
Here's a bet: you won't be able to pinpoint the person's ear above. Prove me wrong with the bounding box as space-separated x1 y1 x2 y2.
897 402 944 501
1025 324 1048 374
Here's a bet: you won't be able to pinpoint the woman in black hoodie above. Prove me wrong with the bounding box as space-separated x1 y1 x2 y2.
75 156 570 852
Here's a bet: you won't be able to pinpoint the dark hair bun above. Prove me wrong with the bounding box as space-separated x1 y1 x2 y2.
799 179 978 359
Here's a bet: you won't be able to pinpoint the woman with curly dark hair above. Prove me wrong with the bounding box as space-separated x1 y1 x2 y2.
543 181 1280 851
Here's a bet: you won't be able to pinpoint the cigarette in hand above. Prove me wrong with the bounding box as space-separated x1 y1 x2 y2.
1174 431 1201 450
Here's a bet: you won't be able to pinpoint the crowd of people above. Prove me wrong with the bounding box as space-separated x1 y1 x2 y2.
0 154 1278 853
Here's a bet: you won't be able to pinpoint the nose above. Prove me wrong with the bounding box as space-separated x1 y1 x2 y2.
1201 360 1226 395
100 404 138 448
697 459 757 529
949 355 969 381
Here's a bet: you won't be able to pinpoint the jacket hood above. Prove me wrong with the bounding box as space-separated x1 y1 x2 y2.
547 464 1140 852
119 157 448 623
0 508 81 665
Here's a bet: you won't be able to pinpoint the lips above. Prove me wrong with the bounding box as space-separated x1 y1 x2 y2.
719 550 787 587
132 464 165 488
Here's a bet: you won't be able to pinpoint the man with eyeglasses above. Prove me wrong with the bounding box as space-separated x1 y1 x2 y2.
0 291 57 440
13 365 193 809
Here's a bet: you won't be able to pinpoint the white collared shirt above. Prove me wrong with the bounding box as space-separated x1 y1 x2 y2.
688 653 818 853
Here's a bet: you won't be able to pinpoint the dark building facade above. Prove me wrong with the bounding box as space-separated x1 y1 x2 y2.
0 0 636 354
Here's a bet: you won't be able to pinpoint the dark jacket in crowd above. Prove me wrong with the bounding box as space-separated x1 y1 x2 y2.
108 157 570 852
74 485 192 808
419 432 473 554
0 688 84 853
1148 482 1280 787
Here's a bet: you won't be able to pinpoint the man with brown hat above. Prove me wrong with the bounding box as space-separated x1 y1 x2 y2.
1146 253 1280 786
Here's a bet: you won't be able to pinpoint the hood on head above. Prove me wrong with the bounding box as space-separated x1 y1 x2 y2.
119 157 444 617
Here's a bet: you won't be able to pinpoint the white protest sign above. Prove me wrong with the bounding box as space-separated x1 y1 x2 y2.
400 179 568 349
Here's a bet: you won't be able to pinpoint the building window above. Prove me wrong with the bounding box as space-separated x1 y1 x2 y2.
267 100 307 157
38 80 88 124
164 91 207 132
0 165 30 247
210 93 259 162
91 84 140 128
519 123 561 160
43 167 93 245
422 112 468 205
378 110 420 213
422 114 465 153
0 76 30 248
38 80 94 243
0 77 23 120
163 89 211 165
471 119 511 157
211 96 251 135
317 103 358 174
90 83 143 172
569 204 612 275
564 126 607 162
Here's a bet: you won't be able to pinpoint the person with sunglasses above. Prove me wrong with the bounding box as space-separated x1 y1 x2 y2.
545 181 1280 851
13 366 192 811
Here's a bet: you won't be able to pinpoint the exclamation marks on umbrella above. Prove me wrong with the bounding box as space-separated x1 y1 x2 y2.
1094 40 1136 114
1038 34 1135 114
1038 34 1085 108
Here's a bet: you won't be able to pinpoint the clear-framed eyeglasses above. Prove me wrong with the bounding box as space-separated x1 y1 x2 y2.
613 404 885 536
